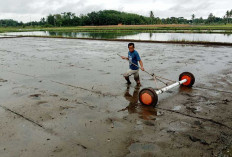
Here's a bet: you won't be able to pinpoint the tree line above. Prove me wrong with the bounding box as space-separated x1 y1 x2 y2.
1 9 232 27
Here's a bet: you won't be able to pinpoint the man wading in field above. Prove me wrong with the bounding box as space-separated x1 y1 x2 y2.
121 43 145 86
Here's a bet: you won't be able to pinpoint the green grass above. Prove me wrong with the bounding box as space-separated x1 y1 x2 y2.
0 24 232 34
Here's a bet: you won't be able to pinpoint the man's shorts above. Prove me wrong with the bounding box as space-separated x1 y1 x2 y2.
123 69 139 80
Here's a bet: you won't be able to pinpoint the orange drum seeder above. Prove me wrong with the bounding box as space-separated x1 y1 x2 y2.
117 54 195 106
139 72 195 106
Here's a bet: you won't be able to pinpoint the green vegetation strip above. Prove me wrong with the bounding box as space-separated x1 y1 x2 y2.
1 24 232 34
12 35 232 47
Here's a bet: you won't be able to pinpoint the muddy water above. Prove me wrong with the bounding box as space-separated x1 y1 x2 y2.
0 37 232 156
1 31 232 43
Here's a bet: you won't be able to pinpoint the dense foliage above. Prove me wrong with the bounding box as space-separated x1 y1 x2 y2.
1 9 232 27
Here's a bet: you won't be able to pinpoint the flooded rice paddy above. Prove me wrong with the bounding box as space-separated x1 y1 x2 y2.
1 31 232 43
0 37 232 156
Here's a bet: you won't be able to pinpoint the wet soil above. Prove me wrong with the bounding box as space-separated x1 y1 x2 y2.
0 37 232 157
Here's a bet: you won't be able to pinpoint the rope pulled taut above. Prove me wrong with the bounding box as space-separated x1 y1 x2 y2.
117 53 174 86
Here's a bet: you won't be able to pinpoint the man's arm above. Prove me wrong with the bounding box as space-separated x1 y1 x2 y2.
139 60 144 71
121 56 129 60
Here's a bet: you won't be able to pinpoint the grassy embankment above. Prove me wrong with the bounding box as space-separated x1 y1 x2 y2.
1 24 232 33
1 24 232 46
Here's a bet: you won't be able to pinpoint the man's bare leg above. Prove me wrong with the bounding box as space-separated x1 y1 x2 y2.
124 76 131 84
134 74 141 86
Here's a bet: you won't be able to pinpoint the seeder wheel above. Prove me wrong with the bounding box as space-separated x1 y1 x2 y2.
139 87 158 106
179 72 195 87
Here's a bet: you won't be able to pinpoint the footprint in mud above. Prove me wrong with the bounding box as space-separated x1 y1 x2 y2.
59 106 76 110
60 98 68 101
186 106 197 114
0 78 7 82
49 94 59 97
188 135 209 145
128 143 156 154
29 94 42 100
29 94 42 97
36 101 49 106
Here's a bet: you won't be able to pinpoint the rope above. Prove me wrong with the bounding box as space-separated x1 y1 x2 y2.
117 53 175 85
153 75 159 89
193 86 232 94
154 75 176 83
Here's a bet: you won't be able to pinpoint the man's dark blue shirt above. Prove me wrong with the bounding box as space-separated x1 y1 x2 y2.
128 50 141 70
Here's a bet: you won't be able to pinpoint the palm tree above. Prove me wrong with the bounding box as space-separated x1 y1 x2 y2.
150 11 155 24
230 10 232 23
226 10 230 24
207 13 214 24
192 14 195 24
223 16 226 25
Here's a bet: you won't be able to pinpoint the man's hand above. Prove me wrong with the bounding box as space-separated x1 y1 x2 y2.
139 60 144 71
121 56 127 60
141 67 145 71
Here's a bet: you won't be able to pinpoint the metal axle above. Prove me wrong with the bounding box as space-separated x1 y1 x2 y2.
156 79 187 95
139 72 195 106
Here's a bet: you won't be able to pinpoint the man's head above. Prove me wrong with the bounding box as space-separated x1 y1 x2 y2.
128 43 135 52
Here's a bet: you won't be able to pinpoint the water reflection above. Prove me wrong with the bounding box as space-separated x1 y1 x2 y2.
121 85 157 120
118 32 232 42
179 86 194 93
48 31 139 39
1 31 232 43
